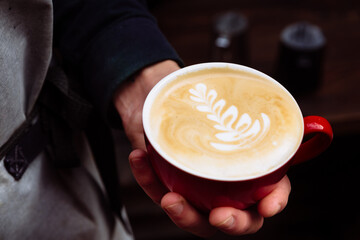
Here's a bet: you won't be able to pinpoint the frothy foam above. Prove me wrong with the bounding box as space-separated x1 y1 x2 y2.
189 83 271 151
146 67 303 180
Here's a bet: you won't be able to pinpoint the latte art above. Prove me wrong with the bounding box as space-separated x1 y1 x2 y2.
145 66 303 180
189 83 270 151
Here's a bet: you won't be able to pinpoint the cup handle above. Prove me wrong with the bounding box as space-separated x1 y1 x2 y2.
291 116 333 165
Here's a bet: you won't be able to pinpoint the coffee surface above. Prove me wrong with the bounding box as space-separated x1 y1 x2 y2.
148 68 303 179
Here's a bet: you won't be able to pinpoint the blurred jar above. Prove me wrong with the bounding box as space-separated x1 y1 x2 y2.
275 22 326 96
210 11 249 65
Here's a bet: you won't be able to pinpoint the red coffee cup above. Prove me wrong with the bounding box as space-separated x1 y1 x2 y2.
143 63 333 212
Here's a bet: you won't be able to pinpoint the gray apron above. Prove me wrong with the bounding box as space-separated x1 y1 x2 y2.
0 1 133 239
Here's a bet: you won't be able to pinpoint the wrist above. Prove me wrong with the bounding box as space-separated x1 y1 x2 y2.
136 60 180 93
113 60 180 123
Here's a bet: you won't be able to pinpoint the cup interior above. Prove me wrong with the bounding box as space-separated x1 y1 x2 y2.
143 62 304 181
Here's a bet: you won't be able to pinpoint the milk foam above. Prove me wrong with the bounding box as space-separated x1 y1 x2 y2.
189 83 270 151
147 67 303 180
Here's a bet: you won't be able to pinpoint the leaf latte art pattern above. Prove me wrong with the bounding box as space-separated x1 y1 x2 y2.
189 83 270 151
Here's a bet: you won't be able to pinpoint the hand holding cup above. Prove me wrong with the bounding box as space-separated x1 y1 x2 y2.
143 62 333 211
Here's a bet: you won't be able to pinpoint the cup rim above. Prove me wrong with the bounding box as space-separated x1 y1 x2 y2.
143 62 304 181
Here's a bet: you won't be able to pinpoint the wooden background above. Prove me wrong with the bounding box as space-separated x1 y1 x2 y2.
117 1 360 239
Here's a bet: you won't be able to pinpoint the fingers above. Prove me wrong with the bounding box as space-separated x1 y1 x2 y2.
130 150 217 237
208 176 291 235
129 149 168 204
161 192 265 237
161 192 217 238
130 148 290 237
209 207 264 235
257 175 291 218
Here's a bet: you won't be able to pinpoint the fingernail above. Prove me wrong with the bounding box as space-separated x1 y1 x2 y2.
267 203 283 218
275 203 283 215
164 202 184 217
216 215 235 229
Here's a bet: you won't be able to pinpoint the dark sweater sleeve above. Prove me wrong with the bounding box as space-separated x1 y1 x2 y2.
52 0 183 126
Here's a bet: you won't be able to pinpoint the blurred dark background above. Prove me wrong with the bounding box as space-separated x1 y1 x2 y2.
115 0 360 239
